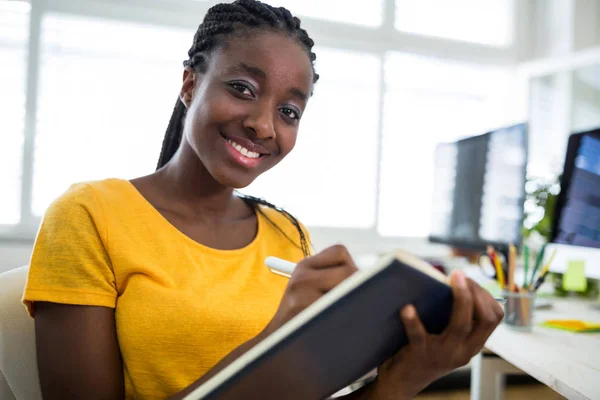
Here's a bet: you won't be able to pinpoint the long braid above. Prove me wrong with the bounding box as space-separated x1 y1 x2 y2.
240 195 312 256
156 0 318 256
157 98 186 169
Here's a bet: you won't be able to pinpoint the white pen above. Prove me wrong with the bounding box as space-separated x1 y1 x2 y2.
265 256 507 304
265 256 296 278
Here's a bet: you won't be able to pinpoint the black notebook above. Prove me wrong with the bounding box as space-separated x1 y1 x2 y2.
185 250 454 400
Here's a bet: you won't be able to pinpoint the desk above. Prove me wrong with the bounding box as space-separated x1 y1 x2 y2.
471 298 600 400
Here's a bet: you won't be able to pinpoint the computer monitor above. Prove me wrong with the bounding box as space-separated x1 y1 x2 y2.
428 123 528 253
551 126 600 248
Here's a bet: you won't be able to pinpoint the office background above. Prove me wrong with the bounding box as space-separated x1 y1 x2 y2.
1 0 600 272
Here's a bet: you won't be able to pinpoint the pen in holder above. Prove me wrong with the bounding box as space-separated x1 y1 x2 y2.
502 290 536 331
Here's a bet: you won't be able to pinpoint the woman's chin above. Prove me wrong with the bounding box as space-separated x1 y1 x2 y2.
213 169 258 190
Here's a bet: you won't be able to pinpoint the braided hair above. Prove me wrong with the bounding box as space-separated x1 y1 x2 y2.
156 0 318 256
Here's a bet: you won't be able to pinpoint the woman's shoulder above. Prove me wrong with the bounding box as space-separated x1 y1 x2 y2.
41 178 134 228
47 178 131 210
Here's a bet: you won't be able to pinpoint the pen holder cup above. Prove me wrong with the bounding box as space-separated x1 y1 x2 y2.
501 290 536 332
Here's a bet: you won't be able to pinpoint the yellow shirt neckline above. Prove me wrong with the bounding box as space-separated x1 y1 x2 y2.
112 178 265 258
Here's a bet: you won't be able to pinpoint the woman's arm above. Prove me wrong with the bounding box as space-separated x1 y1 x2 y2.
34 301 373 400
168 245 361 399
34 245 360 400
34 251 501 400
34 303 124 400
35 301 272 400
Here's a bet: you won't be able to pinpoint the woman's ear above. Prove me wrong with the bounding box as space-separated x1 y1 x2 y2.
180 66 196 108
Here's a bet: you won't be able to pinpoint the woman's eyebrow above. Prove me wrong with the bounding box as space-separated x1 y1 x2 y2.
226 62 266 80
289 87 308 103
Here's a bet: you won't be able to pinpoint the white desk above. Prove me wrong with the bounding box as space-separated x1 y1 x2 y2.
471 298 600 400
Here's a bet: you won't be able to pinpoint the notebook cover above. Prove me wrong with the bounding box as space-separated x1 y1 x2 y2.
193 257 454 400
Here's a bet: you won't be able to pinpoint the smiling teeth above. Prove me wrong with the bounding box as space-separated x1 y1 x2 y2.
226 138 261 159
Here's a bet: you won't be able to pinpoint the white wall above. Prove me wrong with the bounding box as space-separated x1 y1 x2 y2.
572 64 600 132
522 0 600 61
574 0 600 51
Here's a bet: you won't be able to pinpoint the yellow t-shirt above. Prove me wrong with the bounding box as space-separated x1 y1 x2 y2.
22 178 309 399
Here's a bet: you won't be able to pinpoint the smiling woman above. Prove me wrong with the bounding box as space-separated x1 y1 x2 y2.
21 1 503 399
163 33 314 189
24 2 321 399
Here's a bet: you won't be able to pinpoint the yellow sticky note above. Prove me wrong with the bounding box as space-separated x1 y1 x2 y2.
541 319 600 333
562 260 587 292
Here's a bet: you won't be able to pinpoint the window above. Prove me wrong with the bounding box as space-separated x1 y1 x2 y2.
32 14 193 215
378 52 512 237
395 0 514 47
572 64 600 133
2 0 521 250
270 0 384 27
241 47 381 228
0 1 29 224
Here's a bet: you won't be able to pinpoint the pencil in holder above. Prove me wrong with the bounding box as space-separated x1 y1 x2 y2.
502 290 536 332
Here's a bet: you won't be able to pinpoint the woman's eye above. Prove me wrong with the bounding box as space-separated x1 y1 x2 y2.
280 107 300 120
230 82 253 97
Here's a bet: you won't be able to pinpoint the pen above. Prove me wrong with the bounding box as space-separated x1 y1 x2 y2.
487 245 506 289
265 256 507 304
508 244 517 291
265 256 296 277
523 244 530 289
531 248 557 291
529 243 546 289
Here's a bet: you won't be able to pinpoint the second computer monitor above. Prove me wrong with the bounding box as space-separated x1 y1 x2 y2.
551 127 600 248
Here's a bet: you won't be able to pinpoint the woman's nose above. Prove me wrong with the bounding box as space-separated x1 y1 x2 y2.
244 103 276 139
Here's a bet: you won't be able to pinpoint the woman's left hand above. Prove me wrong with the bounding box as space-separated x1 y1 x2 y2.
362 270 504 400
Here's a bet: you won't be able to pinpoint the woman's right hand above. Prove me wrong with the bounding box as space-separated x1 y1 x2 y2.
262 244 359 337
169 245 360 399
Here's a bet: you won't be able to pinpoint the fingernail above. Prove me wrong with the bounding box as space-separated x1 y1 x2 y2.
453 270 467 289
402 305 415 319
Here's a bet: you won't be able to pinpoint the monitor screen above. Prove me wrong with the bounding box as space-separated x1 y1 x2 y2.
551 127 600 248
429 123 528 252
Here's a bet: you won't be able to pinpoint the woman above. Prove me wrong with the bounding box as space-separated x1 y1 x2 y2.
23 1 504 399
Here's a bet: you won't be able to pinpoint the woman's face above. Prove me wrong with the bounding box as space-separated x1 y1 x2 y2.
179 31 314 189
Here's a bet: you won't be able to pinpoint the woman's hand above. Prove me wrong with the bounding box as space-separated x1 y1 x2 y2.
367 269 504 400
170 245 359 399
262 244 358 338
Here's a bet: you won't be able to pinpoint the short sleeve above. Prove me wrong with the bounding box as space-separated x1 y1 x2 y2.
22 183 117 317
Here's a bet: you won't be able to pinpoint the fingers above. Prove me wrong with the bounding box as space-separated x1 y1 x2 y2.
290 265 356 294
300 244 358 271
401 305 427 348
466 279 504 354
290 244 358 294
444 270 474 342
387 305 428 366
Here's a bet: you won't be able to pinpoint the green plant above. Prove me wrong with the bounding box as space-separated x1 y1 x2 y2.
522 175 561 241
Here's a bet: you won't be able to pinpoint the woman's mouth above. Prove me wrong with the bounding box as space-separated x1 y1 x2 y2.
223 136 262 159
221 134 267 169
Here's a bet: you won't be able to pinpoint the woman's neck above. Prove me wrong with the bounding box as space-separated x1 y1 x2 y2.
151 142 240 220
